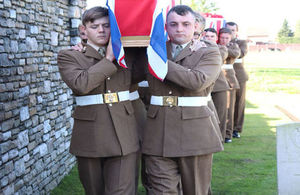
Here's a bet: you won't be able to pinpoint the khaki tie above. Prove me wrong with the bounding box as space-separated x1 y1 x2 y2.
98 47 106 57
174 45 183 59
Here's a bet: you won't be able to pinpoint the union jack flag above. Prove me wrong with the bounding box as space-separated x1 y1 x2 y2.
106 0 174 80
106 0 127 68
203 13 226 34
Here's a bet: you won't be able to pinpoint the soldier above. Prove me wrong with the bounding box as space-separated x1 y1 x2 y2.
204 28 230 142
226 22 248 138
78 24 87 43
142 5 223 194
194 12 206 40
218 28 241 143
57 7 139 195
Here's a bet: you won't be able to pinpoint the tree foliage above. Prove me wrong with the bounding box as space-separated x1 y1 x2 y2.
182 0 219 13
277 19 300 43
294 19 300 38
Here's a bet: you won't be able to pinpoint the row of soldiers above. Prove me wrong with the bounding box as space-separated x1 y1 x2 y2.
193 14 249 144
58 4 248 195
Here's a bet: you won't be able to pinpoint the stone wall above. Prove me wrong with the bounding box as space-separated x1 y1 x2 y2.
0 0 86 194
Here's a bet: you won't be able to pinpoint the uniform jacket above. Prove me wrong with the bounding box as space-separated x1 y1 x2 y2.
142 40 224 157
232 39 249 82
212 45 230 93
223 43 241 89
57 45 139 157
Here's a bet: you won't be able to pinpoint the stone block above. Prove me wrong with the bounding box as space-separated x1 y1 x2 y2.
1 119 14 131
71 18 81 28
19 86 29 97
15 158 25 176
9 9 16 18
1 131 11 141
1 141 12 154
20 106 29 121
51 31 58 46
8 148 18 159
25 37 38 51
18 29 26 39
3 184 14 195
277 122 300 194
17 130 29 149
10 40 18 53
39 143 48 156
30 26 39 34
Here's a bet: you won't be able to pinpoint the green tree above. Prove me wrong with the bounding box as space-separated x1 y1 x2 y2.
292 20 300 43
277 19 294 43
182 0 219 13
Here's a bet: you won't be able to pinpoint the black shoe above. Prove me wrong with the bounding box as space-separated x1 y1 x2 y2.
225 138 232 143
232 131 240 138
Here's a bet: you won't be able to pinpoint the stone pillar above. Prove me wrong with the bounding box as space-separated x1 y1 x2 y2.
0 0 86 194
277 122 300 195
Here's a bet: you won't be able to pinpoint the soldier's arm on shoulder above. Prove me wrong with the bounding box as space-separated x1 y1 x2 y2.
238 40 248 58
57 50 118 95
227 43 241 59
166 45 221 91
218 45 228 62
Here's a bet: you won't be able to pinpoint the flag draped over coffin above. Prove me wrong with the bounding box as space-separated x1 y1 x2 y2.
106 0 174 81
106 0 127 68
203 13 226 34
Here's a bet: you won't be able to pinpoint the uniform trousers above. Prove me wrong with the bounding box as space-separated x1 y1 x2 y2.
76 152 137 195
144 154 213 195
131 99 147 194
226 89 236 139
234 81 247 133
211 90 228 141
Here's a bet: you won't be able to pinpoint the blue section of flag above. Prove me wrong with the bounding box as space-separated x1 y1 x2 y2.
150 11 167 63
107 6 121 60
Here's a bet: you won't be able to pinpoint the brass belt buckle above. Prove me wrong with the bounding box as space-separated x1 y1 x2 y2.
163 96 177 107
104 93 119 103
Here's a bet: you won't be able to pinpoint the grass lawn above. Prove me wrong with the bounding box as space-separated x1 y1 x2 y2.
51 51 297 195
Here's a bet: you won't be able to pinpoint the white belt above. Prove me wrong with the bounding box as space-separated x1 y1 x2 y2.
235 58 242 63
222 64 233 70
75 90 130 106
129 90 140 101
138 80 149 87
150 95 211 107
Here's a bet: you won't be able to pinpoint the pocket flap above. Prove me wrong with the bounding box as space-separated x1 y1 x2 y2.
124 102 134 115
72 106 97 121
182 106 212 120
147 105 159 118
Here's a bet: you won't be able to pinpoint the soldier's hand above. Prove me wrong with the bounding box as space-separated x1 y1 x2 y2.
106 38 115 62
190 39 207 52
72 42 84 51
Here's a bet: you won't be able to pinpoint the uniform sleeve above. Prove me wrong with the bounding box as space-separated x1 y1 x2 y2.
238 40 248 58
227 43 241 59
57 50 117 95
165 46 221 91
218 45 228 62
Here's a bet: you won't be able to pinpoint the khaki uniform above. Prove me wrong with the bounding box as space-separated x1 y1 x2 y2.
211 45 230 140
232 39 248 133
142 40 224 195
58 44 139 195
222 43 241 139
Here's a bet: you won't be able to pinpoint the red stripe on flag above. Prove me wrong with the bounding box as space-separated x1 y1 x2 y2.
115 0 156 36
148 63 163 81
118 55 127 68
216 20 221 33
